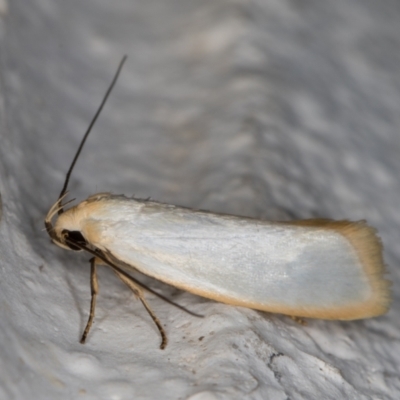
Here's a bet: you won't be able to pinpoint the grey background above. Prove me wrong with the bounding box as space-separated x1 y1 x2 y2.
0 0 399 399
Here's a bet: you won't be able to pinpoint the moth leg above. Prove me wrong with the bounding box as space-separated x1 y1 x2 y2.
80 257 99 344
112 268 167 350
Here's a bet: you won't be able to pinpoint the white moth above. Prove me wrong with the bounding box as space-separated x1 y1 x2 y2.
45 57 391 349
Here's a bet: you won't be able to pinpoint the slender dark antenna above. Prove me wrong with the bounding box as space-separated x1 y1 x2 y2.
57 55 128 214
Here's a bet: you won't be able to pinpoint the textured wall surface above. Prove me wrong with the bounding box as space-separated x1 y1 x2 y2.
0 0 399 399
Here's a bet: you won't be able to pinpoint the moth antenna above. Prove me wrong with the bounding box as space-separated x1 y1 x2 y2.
47 195 76 222
57 55 128 215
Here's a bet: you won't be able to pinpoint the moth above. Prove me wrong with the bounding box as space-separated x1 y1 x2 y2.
45 56 391 349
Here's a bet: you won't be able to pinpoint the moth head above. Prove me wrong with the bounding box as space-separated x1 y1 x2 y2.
45 198 88 251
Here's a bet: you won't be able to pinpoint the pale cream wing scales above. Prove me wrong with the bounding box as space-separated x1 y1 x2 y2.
79 195 390 320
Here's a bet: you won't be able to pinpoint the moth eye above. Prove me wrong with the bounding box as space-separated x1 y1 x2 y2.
62 230 87 251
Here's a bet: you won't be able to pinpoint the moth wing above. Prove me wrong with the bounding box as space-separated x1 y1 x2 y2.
81 198 390 319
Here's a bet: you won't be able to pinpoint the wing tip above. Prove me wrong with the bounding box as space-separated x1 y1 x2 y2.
292 219 391 318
